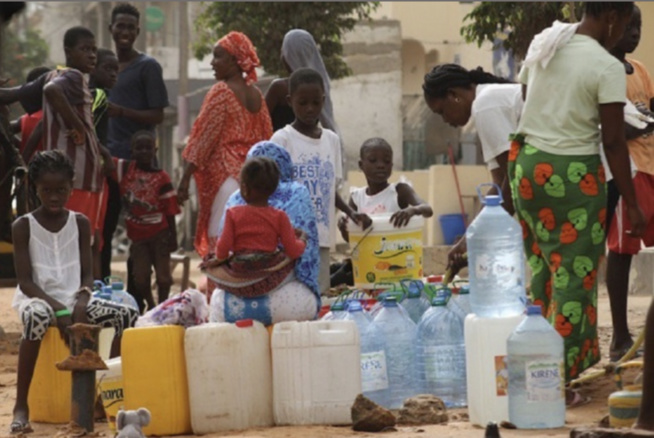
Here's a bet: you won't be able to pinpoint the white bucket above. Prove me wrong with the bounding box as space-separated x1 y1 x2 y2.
272 320 361 425
185 320 273 434
348 214 424 289
96 357 123 432
465 313 525 426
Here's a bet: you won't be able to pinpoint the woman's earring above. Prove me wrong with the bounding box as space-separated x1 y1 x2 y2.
455 97 460 103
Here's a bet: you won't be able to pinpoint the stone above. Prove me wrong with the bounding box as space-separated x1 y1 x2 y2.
397 394 448 425
570 427 654 438
351 394 396 432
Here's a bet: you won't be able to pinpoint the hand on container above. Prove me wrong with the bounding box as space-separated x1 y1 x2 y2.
446 236 468 278
294 227 307 242
350 212 372 230
390 206 415 228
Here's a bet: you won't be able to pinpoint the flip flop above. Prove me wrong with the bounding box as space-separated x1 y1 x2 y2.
9 419 33 435
566 389 591 408
609 343 642 363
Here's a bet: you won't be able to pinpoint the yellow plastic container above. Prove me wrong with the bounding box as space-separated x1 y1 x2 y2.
28 327 71 423
122 325 191 436
608 361 643 428
96 357 123 432
348 213 424 288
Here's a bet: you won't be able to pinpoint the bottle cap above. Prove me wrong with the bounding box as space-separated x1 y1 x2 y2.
459 285 470 295
382 296 398 307
235 319 254 328
348 301 363 312
527 305 542 316
331 301 346 311
111 281 124 290
484 195 501 206
484 421 501 438
430 296 447 307
427 275 443 283
407 288 422 299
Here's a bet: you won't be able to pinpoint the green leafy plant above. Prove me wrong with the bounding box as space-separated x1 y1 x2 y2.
2 28 49 85
460 2 583 60
193 2 379 79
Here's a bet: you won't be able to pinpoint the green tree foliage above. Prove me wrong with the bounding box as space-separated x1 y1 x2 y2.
193 2 379 79
2 28 49 85
460 2 583 61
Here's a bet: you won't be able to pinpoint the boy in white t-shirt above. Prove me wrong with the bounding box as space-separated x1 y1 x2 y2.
270 67 367 293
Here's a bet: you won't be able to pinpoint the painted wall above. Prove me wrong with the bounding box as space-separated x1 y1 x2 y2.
332 20 403 172
633 2 654 75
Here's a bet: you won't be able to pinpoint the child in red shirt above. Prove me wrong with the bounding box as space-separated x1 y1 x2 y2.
208 157 306 297
113 130 180 311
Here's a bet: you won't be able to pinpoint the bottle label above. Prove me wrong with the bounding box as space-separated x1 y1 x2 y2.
474 252 521 288
424 345 465 381
361 350 389 392
525 360 564 403
495 355 508 396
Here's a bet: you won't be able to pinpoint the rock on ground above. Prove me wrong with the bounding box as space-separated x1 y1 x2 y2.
351 394 396 432
397 394 448 425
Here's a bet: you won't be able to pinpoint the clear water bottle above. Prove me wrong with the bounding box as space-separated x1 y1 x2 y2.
507 305 565 428
416 296 467 408
369 296 417 409
401 284 430 324
466 184 526 317
321 301 347 321
448 285 472 322
345 301 391 405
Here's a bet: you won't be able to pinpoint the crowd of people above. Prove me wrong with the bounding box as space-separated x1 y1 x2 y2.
1 0 654 434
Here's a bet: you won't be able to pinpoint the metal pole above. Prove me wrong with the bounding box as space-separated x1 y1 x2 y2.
56 323 107 433
178 1 189 141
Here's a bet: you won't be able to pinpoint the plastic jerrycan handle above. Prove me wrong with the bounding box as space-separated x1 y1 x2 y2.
476 182 503 204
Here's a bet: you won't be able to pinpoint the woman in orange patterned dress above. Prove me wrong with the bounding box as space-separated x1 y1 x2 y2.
178 32 273 257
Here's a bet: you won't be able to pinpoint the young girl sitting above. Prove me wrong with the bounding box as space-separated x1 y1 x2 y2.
10 151 138 435
204 157 307 298
334 138 433 286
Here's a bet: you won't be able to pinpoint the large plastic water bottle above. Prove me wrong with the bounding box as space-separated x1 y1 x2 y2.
466 184 526 317
369 296 417 409
507 305 565 428
345 302 390 405
401 282 430 324
448 285 472 322
416 297 466 408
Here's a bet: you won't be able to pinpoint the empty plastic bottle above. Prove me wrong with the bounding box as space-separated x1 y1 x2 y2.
345 301 390 404
466 185 526 317
401 281 430 324
507 305 565 429
416 296 466 408
448 285 472 322
369 296 417 409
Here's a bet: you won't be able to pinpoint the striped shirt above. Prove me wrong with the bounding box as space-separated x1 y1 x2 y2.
20 68 103 192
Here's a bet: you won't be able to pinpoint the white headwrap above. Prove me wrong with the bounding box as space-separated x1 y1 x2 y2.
282 29 339 134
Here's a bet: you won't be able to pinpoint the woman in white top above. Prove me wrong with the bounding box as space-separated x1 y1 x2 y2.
422 64 522 268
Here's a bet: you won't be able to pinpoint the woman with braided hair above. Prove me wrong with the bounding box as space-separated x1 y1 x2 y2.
178 31 273 257
423 63 522 270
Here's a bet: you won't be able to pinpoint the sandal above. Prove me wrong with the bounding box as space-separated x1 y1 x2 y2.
609 342 642 363
566 389 591 408
10 419 33 435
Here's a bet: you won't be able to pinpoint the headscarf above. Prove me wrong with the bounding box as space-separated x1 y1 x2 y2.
281 29 338 133
218 141 321 297
218 31 260 85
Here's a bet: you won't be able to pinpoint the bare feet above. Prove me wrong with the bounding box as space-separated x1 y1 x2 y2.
610 335 635 362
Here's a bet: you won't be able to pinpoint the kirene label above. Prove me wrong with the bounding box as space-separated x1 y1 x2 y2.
361 350 389 392
525 360 564 403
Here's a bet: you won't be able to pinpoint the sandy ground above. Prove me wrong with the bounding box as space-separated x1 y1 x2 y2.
0 259 650 438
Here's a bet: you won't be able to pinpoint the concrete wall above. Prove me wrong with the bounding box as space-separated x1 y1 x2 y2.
634 1 654 74
332 20 403 172
346 164 492 246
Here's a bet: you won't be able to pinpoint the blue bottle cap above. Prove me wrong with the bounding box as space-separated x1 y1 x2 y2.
458 285 470 295
430 296 447 307
111 281 124 290
382 296 398 307
348 301 363 312
407 288 422 299
527 305 542 316
484 195 501 206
